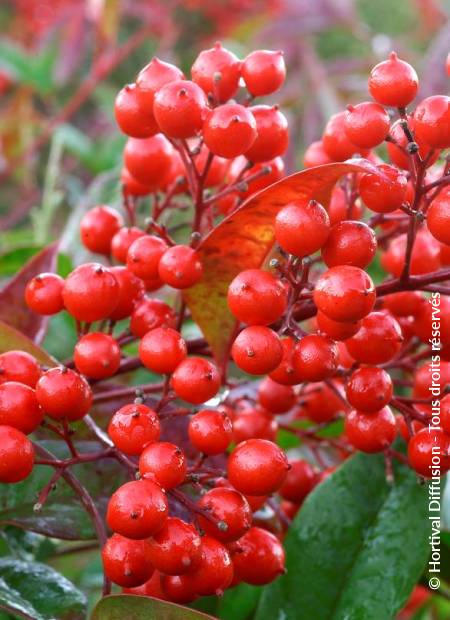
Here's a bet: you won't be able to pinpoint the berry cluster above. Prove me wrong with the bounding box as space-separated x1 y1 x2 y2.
3 46 450 606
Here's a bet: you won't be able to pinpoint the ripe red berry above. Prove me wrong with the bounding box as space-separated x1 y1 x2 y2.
153 80 209 139
188 409 233 455
440 395 450 435
413 361 450 399
198 487 252 542
0 381 43 435
427 189 450 245
328 185 362 225
316 311 361 341
0 425 34 483
183 535 233 597
279 459 317 503
345 311 403 364
62 263 119 322
114 83 158 138
232 326 282 375
232 407 278 443
346 367 393 413
160 574 197 604
130 297 176 338
191 42 241 102
236 157 285 198
108 403 160 456
231 527 285 585
139 442 187 490
25 273 65 315
414 95 450 149
171 357 220 404
107 479 168 539
124 135 174 187
269 337 303 385
387 118 438 170
136 57 184 113
275 199 330 257
123 571 165 598
313 265 376 322
381 229 441 278
303 140 332 168
383 291 424 317
344 102 390 149
102 534 153 588
228 438 289 495
244 105 288 162
322 111 367 161
0 351 41 388
148 517 202 575
126 235 168 281
74 333 121 379
345 407 397 453
121 167 153 197
301 381 348 423
413 295 450 346
359 164 408 213
108 266 145 321
158 245 203 289
293 334 339 382
111 227 145 263
242 50 286 97
408 427 449 477
203 104 257 159
368 52 418 107
35 367 92 421
227 269 287 326
257 377 295 413
321 220 377 268
80 206 124 256
139 327 187 374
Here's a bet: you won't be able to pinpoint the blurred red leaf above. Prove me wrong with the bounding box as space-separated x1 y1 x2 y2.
0 319 57 365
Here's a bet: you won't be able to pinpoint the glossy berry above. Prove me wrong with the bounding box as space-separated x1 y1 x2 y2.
139 442 187 490
408 427 449 477
80 205 124 256
269 337 303 385
108 266 145 321
322 111 366 161
171 357 220 404
316 311 361 341
413 295 450 346
191 42 241 103
227 269 287 326
198 487 252 542
427 189 450 245
126 235 168 281
121 167 153 197
279 459 316 503
368 52 418 107
102 534 153 588
62 263 119 322
382 230 441 278
231 527 285 585
293 334 339 381
328 185 362 225
0 425 34 483
346 367 393 413
139 327 187 374
158 245 203 289
188 409 233 455
124 135 174 187
108 403 160 456
387 118 438 170
321 221 377 268
232 326 282 375
227 438 289 495
359 165 408 213
148 517 202 575
136 57 184 113
383 291 424 317
130 297 176 338
74 333 121 380
114 83 158 138
257 377 295 413
25 273 65 315
160 574 197 604
123 571 165 598
35 367 92 421
414 95 450 149
275 199 330 257
203 104 257 159
345 312 403 364
344 102 390 149
345 407 397 453
184 535 233 597
303 140 332 168
107 479 168 539
244 105 288 162
111 227 145 263
242 50 286 97
413 361 450 399
0 351 41 388
313 265 376 322
153 80 209 139
232 407 278 443
0 382 42 435
301 381 348 423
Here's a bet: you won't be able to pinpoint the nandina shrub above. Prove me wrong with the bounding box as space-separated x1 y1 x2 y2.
0 45 449 620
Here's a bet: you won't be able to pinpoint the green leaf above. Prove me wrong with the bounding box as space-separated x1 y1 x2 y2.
215 583 262 620
0 558 86 620
0 247 43 279
91 595 216 620
255 452 430 620
0 320 57 366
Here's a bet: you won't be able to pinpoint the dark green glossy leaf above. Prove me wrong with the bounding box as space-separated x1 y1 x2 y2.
91 595 216 620
255 452 430 620
0 558 86 620
215 583 262 620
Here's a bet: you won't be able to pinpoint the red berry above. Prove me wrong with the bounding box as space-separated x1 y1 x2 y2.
244 105 288 162
427 189 450 245
74 333 121 380
121 167 153 197
25 273 64 315
345 407 397 453
279 459 316 503
158 245 203 289
0 425 34 483
301 381 348 423
160 574 197 604
328 185 362 225
257 377 295 413
242 50 285 97
171 357 220 404
136 57 184 113
153 80 209 139
413 295 450 345
381 229 441 278
316 311 361 341
196 145 230 187
203 103 257 159
108 403 160 456
0 351 41 388
62 263 119 322
383 291 424 317
139 442 187 490
35 367 92 421
344 102 390 149
387 118 438 170
0 382 43 435
107 479 168 539
126 235 168 281
413 361 450 399
359 164 408 213
313 265 376 322
191 42 241 102
275 199 330 257
231 527 285 585
114 83 158 138
303 140 332 168
232 407 278 443
108 266 145 321
440 395 450 435
414 95 450 149
228 438 289 495
368 52 418 107
345 311 403 364
321 220 377 268
130 297 176 339
232 326 282 375
227 269 287 326
139 327 187 374
346 367 393 413
236 157 285 198
198 487 252 542
80 206 124 256
124 135 174 187
102 534 153 588
293 334 339 382
123 571 165 598
408 427 449 477
148 517 202 575
184 535 233 596
188 409 233 455
322 111 367 161
111 226 145 263
269 337 303 385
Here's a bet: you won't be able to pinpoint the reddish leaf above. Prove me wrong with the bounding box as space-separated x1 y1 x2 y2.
0 242 59 343
0 319 57 366
183 160 382 364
